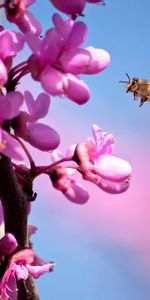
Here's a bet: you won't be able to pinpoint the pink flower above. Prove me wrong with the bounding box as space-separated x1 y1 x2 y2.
50 0 86 18
0 91 24 124
0 233 18 257
73 124 132 194
50 0 105 17
49 149 89 204
26 13 110 104
0 129 24 161
59 47 110 75
4 0 42 36
0 91 24 161
0 248 54 300
13 91 60 151
0 30 24 86
41 67 91 104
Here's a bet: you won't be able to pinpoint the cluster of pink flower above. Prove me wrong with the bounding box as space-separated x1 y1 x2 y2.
0 231 54 300
49 124 132 204
0 0 132 298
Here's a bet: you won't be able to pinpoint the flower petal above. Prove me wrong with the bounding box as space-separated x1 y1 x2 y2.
64 74 91 104
83 47 111 74
0 267 14 300
52 13 73 42
96 154 132 182
1 130 24 161
24 91 50 120
26 262 54 278
41 66 67 95
50 0 86 16
0 233 18 255
25 123 60 151
11 249 34 265
0 92 23 122
97 177 130 194
32 93 50 120
64 180 89 204
14 264 29 280
0 30 24 60
66 21 87 50
43 28 62 64
17 10 42 36
59 48 91 74
0 59 8 86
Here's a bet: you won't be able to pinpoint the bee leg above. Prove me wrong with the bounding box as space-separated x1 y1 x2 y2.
134 92 138 100
139 97 147 107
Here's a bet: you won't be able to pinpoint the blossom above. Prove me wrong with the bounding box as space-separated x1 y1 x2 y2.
4 0 42 36
50 0 105 17
26 13 110 104
0 233 18 257
0 129 24 161
0 234 54 300
13 91 60 151
50 0 86 18
0 91 24 161
49 149 89 204
49 124 132 199
0 30 24 87
0 91 24 124
73 124 132 194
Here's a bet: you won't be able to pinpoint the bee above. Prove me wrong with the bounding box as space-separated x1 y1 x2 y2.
119 73 150 107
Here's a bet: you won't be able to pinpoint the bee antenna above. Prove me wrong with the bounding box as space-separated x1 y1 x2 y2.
125 73 130 81
119 80 128 83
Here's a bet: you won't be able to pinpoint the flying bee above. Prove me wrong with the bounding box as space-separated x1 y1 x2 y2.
119 73 150 107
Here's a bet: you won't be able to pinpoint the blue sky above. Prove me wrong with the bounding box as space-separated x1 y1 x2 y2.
3 1 150 299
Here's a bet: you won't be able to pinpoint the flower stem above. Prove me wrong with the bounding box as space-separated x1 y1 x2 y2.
14 136 36 169
13 65 30 83
35 156 73 176
10 61 28 74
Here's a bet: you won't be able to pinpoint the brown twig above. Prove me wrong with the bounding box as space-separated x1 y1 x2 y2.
0 121 40 299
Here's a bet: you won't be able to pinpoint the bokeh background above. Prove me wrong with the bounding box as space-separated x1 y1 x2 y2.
3 0 150 299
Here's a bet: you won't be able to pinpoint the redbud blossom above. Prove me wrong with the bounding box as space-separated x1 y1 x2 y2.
50 0 104 17
50 149 89 204
41 67 91 104
4 0 42 36
0 91 24 124
0 30 24 86
0 91 24 160
82 47 110 74
50 0 86 17
73 124 132 194
59 47 110 75
64 180 89 204
0 233 18 256
24 123 60 151
24 91 51 122
50 166 89 204
27 13 110 104
0 129 24 161
0 247 54 300
0 60 7 87
13 91 60 151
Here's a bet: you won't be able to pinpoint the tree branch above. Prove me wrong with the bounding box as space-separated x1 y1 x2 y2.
0 155 39 299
